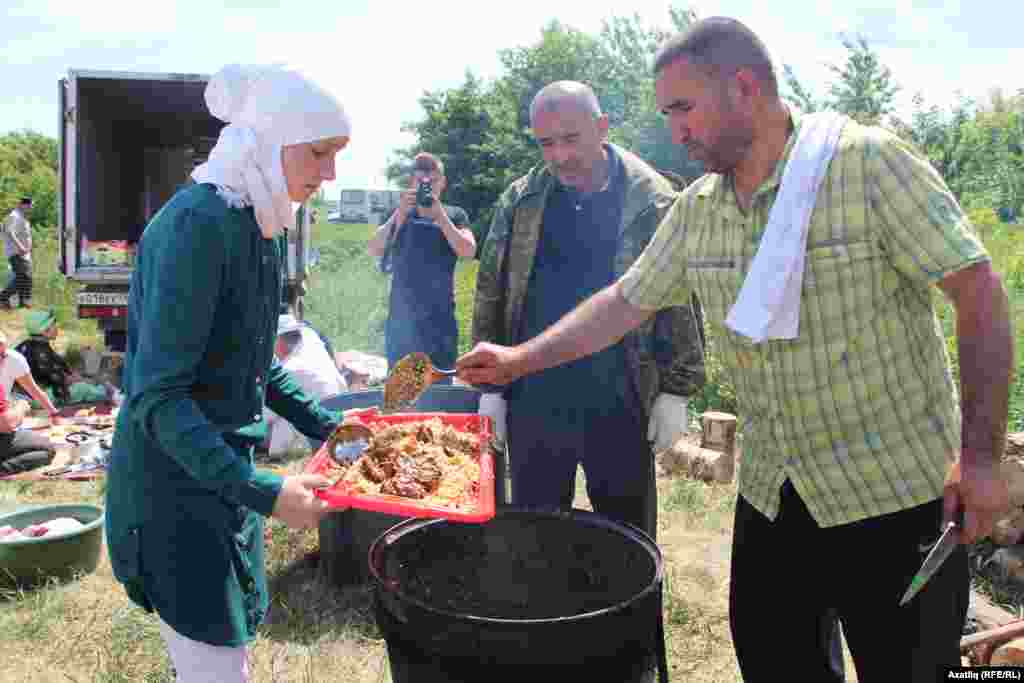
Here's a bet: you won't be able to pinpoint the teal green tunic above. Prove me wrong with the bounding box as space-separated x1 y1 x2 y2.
105 184 340 646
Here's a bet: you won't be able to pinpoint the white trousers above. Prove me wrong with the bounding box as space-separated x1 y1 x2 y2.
157 616 250 683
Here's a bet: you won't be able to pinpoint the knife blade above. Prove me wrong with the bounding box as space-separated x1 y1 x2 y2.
899 512 962 606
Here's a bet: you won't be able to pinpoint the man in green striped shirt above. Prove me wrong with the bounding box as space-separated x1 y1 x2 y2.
458 17 1015 683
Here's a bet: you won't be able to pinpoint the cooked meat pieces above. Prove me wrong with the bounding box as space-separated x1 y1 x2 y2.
361 457 390 483
341 418 481 505
440 429 476 453
394 454 443 490
381 473 427 499
371 427 408 449
415 424 435 443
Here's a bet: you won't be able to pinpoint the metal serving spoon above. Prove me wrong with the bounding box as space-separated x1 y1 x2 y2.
320 422 375 488
382 352 501 413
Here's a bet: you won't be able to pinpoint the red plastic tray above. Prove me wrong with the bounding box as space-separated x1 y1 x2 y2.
306 411 496 524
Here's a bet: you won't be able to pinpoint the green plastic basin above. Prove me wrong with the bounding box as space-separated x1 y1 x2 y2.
0 504 105 588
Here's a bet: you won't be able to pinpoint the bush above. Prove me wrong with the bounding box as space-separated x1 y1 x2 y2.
689 329 737 417
937 209 1024 432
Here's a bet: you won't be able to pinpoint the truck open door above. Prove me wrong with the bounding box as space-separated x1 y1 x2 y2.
58 74 76 276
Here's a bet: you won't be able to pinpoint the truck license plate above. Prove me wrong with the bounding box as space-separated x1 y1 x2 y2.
77 292 129 306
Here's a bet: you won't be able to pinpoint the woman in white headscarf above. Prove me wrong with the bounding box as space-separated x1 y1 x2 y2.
105 64 351 682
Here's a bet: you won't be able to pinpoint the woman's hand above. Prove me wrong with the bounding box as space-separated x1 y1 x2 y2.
271 474 332 529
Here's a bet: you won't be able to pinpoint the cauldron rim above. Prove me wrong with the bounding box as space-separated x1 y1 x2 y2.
368 507 664 626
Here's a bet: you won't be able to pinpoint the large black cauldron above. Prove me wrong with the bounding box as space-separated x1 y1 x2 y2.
370 507 665 682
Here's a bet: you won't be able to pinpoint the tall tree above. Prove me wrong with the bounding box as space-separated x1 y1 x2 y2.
781 64 820 113
495 20 609 135
391 5 705 231
825 35 900 125
600 8 703 180
956 108 1024 212
0 130 59 228
388 70 536 235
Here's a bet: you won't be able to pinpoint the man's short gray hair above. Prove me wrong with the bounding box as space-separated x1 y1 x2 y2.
529 81 603 125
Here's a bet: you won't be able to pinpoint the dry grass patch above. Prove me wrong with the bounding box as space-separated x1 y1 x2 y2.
656 475 742 682
0 447 757 682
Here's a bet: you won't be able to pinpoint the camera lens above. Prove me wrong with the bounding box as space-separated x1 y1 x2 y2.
416 180 433 207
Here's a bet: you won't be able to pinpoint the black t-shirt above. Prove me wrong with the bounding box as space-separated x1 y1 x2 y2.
385 204 469 321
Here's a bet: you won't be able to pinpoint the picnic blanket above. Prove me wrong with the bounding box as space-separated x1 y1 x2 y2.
0 403 116 481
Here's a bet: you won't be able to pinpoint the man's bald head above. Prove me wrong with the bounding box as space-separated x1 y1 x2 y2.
528 81 610 193
529 81 602 126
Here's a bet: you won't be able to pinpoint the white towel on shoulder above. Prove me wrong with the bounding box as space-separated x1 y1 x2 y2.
725 111 848 343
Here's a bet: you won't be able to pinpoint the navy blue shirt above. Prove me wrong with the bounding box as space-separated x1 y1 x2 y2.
385 204 469 322
510 146 627 411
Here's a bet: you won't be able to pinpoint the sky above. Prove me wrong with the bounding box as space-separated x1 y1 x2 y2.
3 0 1023 199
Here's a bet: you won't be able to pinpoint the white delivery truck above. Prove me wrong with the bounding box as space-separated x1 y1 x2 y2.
336 188 400 225
59 69 315 352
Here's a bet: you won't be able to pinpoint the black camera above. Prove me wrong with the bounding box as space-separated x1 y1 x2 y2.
416 178 434 208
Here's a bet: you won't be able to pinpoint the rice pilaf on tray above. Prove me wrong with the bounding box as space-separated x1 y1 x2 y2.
321 417 483 512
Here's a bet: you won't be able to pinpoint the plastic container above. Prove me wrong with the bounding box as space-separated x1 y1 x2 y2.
306 411 496 524
316 387 507 587
0 504 105 588
370 508 665 682
315 386 508 506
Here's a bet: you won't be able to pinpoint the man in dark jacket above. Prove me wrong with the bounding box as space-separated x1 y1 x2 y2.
471 81 706 539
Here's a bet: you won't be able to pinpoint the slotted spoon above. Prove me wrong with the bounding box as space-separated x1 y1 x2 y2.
382 351 500 413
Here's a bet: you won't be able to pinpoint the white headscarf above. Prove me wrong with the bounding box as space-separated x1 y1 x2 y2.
191 64 352 238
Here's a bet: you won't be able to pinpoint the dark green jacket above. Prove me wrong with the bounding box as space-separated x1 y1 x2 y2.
105 185 339 646
473 144 705 418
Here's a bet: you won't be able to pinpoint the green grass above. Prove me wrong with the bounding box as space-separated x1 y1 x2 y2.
0 228 102 352
303 223 389 355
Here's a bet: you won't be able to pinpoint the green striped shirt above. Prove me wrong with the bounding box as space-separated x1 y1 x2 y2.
621 112 989 527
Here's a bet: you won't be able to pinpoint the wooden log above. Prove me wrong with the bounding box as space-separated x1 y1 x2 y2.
985 545 1024 585
660 441 734 484
1002 458 1024 508
962 620 1024 660
990 636 1024 666
992 508 1024 546
700 411 737 455
969 588 1018 632
1006 433 1024 459
964 590 1020 664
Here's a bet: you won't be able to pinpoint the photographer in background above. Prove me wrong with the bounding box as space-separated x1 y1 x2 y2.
368 152 475 375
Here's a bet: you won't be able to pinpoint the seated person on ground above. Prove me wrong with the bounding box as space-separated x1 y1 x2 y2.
15 310 113 406
0 331 58 475
264 314 348 456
